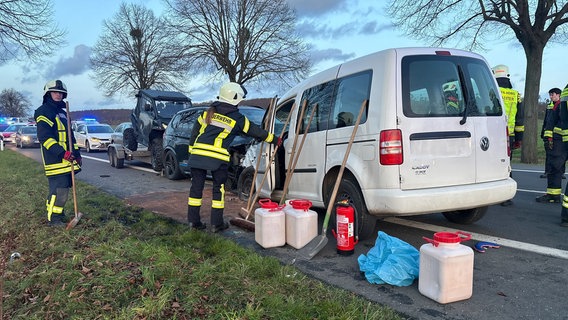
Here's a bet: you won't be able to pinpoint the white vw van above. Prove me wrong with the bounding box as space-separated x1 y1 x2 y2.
256 47 517 240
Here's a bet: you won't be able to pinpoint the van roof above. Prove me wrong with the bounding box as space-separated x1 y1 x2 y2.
278 47 486 103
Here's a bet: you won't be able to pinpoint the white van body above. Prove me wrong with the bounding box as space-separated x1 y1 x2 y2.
256 47 517 239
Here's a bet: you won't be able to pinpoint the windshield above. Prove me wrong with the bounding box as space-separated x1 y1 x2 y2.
155 101 191 117
21 127 37 134
88 125 114 134
239 107 265 126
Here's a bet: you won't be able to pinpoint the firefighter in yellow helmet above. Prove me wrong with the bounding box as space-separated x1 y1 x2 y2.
186 82 281 232
34 80 82 226
492 65 524 206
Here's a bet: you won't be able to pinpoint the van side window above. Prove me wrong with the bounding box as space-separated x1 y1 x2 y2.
403 56 502 117
300 81 335 133
466 62 503 116
332 71 371 128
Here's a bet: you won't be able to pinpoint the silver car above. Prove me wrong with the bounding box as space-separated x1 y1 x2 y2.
75 123 114 152
15 126 39 148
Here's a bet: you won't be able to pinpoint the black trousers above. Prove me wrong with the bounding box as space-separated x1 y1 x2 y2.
545 139 566 195
46 174 71 221
187 164 228 226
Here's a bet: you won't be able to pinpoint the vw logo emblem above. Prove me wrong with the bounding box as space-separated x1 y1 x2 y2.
480 136 490 151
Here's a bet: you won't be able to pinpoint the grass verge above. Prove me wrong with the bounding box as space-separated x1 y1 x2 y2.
0 149 402 320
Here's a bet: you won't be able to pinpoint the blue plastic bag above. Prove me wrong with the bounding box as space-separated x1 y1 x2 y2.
358 231 419 286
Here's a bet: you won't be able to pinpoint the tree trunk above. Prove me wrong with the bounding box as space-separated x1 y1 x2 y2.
520 45 544 164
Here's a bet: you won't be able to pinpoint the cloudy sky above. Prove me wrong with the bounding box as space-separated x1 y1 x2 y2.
1 0 566 113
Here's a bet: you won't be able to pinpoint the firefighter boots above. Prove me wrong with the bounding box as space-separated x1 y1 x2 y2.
535 194 561 203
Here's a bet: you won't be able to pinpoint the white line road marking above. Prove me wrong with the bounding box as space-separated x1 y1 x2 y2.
81 155 157 173
384 217 568 260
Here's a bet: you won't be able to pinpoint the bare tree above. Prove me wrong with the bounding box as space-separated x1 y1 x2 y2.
90 2 191 97
164 0 310 90
0 0 66 63
0 89 31 117
386 0 568 163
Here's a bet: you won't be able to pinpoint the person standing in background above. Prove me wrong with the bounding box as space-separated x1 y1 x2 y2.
492 64 524 206
536 88 564 203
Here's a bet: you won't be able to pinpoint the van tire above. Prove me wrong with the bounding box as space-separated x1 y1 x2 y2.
326 177 377 241
442 207 488 224
237 166 255 201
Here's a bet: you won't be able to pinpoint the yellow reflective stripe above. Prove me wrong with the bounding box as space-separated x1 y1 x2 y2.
191 149 230 162
55 116 68 148
212 200 224 209
514 125 524 132
212 184 225 209
188 197 202 206
44 138 58 149
547 188 562 195
265 133 274 143
36 115 54 126
242 118 250 133
544 131 553 138
553 127 563 135
192 142 229 156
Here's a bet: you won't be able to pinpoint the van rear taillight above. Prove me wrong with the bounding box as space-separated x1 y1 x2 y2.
380 129 403 165
435 50 451 56
506 126 511 157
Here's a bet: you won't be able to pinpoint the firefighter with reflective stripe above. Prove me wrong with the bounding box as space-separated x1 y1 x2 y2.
558 84 568 227
492 65 524 206
536 88 564 203
186 82 281 232
34 80 82 226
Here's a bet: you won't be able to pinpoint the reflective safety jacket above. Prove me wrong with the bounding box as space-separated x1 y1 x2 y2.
542 99 562 141
559 85 568 142
34 98 81 176
188 101 275 171
499 87 524 141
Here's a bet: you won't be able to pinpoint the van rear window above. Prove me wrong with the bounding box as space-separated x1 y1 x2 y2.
402 55 502 118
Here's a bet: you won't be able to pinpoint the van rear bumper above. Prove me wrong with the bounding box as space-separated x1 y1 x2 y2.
364 178 517 217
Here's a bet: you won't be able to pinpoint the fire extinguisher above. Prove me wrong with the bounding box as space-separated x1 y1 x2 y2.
332 200 358 255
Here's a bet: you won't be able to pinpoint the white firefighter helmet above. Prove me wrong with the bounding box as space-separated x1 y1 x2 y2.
491 65 510 78
43 80 68 99
217 82 247 105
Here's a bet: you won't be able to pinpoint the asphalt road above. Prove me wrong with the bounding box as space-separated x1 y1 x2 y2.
9 144 568 320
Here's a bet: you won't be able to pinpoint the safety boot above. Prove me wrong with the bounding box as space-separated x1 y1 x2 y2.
188 222 207 231
48 213 66 227
210 221 229 233
535 194 561 203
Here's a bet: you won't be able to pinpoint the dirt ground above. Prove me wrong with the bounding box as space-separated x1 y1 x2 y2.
124 188 259 225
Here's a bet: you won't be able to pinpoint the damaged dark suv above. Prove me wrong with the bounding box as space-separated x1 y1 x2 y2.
162 105 265 196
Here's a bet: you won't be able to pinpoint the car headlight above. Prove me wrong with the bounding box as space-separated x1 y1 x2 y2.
91 138 100 142
22 136 30 141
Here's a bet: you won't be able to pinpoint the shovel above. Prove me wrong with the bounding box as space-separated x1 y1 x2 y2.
64 101 83 230
297 99 368 260
279 102 317 205
235 101 295 227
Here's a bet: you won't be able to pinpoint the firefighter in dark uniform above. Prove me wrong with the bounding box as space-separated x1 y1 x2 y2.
540 88 563 178
558 84 568 227
492 64 524 206
536 88 564 203
187 82 281 232
34 80 82 226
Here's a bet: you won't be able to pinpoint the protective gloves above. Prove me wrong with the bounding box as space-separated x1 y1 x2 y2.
63 151 75 162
